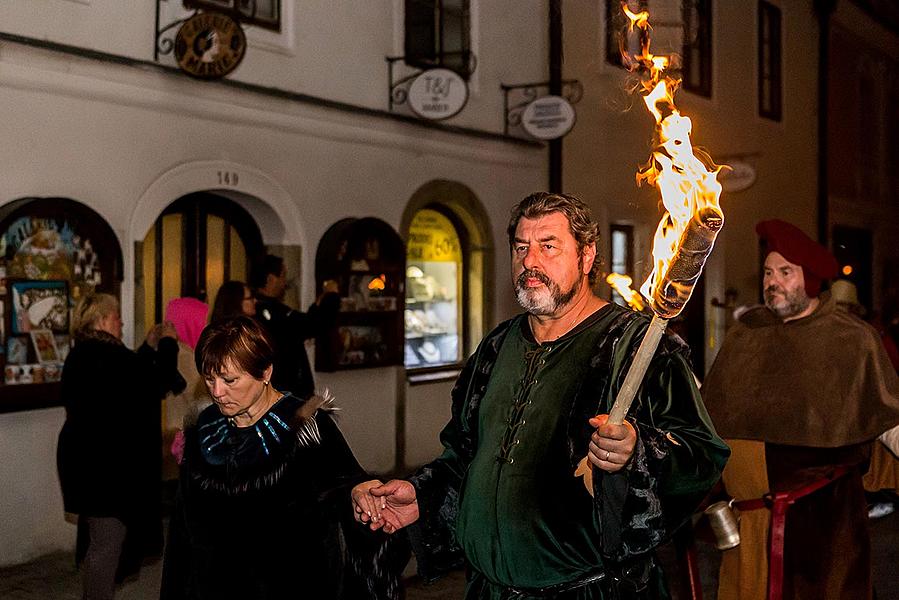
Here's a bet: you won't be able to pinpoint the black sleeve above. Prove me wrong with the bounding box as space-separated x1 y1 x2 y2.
138 337 187 398
283 292 340 341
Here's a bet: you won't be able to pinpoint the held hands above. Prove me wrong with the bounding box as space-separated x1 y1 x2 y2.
587 414 637 473
350 479 419 534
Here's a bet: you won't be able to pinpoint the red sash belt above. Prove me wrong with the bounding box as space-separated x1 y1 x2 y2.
733 465 851 600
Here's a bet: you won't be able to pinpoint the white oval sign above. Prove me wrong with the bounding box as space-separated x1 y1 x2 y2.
407 68 468 121
720 160 757 192
521 95 576 140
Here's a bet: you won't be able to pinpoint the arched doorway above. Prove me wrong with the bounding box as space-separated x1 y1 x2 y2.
136 192 264 337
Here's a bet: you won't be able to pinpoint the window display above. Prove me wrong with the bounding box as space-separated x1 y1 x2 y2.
405 208 462 368
315 217 405 371
0 197 122 412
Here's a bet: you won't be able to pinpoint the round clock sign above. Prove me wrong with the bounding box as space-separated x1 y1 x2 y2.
174 12 247 80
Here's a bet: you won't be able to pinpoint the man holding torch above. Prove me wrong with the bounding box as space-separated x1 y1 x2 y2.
702 219 899 600
352 192 728 599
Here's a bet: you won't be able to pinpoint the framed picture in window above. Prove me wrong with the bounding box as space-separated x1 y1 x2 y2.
30 329 59 364
9 280 69 334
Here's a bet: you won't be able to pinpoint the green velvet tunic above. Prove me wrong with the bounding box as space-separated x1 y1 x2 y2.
411 303 729 600
457 311 607 588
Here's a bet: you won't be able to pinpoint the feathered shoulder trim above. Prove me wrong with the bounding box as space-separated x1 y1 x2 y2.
183 389 340 496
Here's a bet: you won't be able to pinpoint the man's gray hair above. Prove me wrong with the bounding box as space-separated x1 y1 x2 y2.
507 192 602 285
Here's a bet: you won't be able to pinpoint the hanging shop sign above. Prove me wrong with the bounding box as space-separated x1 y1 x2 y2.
720 160 757 192
407 68 469 121
521 95 576 140
174 12 247 79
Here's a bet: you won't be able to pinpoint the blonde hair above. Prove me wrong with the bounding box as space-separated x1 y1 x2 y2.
72 293 119 336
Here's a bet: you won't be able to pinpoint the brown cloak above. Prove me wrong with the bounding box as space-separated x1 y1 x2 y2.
703 292 899 446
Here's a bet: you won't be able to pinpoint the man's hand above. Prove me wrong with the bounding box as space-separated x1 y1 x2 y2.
354 479 420 534
587 414 637 473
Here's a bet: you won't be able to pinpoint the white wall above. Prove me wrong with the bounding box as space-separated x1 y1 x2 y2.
0 408 73 563
0 5 546 563
0 0 548 133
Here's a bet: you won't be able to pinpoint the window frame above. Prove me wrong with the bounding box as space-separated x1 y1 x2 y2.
183 0 281 32
605 0 649 69
758 0 783 121
682 0 713 98
404 0 473 79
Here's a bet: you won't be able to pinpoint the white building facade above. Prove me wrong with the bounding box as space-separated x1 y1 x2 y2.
0 0 550 565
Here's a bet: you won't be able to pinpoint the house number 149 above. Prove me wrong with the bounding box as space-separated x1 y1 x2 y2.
217 171 239 186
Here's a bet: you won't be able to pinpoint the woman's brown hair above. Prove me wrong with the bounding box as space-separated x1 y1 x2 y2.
194 315 274 380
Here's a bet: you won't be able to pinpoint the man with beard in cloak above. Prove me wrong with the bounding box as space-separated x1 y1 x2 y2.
702 219 899 600
349 192 729 599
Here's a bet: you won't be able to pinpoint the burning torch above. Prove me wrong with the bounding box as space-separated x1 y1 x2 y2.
606 4 725 425
577 3 725 493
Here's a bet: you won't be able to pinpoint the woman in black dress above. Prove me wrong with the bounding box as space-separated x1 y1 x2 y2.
160 316 406 600
57 292 185 600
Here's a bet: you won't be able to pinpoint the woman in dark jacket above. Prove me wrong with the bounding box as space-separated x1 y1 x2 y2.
160 316 407 600
57 292 186 600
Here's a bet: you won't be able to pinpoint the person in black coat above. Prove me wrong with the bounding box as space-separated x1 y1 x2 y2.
159 316 407 600
57 292 186 600
251 254 338 399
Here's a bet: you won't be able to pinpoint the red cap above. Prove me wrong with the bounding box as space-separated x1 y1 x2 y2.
756 219 839 297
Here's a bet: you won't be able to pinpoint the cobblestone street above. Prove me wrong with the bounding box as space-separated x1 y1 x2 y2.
1 508 896 599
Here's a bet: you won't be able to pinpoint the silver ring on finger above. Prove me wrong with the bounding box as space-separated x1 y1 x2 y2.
604 450 611 461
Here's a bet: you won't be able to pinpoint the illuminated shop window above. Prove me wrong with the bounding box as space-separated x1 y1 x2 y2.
404 208 463 368
609 223 634 307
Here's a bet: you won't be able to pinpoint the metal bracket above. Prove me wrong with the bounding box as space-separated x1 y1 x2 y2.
500 80 583 137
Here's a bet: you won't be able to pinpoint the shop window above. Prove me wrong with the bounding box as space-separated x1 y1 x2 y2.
758 1 782 121
682 0 712 97
0 197 123 411
405 208 463 368
405 0 472 78
183 0 281 31
315 218 405 371
138 193 263 335
609 223 635 307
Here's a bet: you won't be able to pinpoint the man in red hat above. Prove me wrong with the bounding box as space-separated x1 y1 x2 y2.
702 219 899 600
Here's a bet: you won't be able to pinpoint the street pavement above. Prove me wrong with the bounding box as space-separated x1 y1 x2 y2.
1 508 896 599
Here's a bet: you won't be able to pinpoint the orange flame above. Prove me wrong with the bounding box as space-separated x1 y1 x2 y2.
606 273 645 312
368 274 386 291
621 3 725 318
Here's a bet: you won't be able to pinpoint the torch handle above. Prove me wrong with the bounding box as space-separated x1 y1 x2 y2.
607 314 668 425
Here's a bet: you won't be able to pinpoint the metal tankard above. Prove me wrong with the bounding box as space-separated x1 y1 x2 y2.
703 498 740 550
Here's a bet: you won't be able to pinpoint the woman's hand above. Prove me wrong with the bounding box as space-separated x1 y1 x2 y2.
351 480 386 529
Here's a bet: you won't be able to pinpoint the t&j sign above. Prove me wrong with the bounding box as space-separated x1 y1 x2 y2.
407 68 469 121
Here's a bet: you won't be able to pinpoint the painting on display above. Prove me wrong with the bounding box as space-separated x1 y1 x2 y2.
9 280 69 334
2 215 103 298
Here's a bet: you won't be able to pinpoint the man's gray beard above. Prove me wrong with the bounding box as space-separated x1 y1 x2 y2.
764 286 811 319
515 270 581 316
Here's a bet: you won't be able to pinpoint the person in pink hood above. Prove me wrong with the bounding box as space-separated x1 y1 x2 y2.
163 297 209 478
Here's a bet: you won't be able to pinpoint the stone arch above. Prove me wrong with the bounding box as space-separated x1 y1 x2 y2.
124 160 304 343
